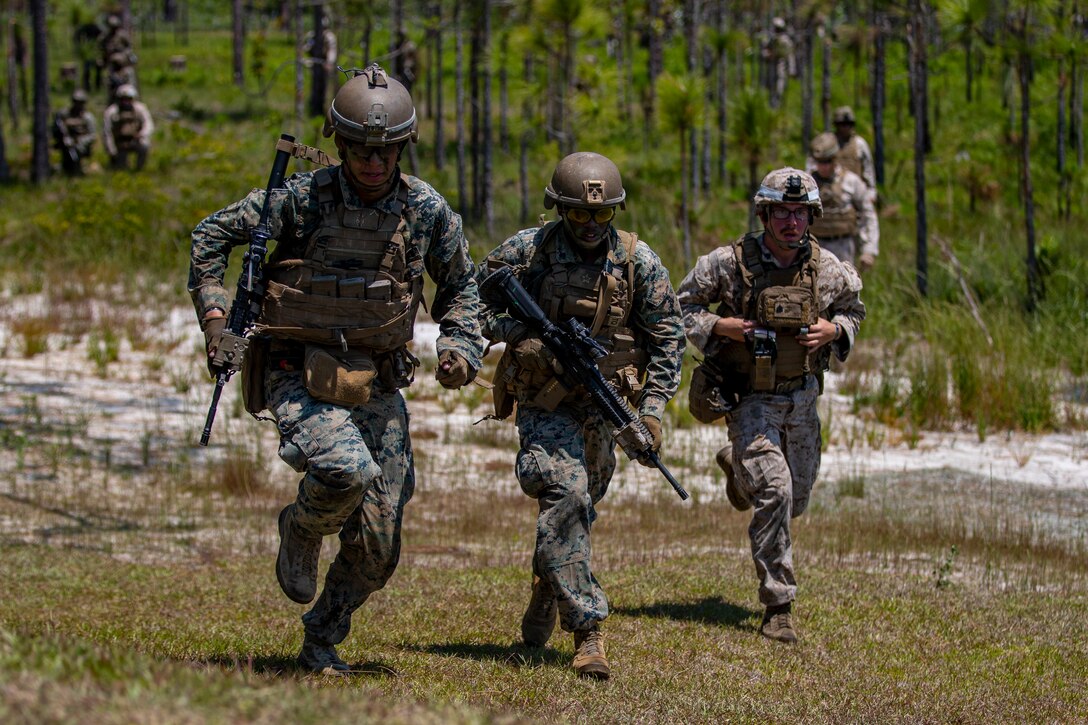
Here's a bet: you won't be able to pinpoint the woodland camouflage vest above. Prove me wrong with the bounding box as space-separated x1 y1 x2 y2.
493 222 648 413
810 171 857 239
712 233 829 392
256 168 423 353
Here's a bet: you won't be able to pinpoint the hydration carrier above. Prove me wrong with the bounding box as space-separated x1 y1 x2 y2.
257 167 424 354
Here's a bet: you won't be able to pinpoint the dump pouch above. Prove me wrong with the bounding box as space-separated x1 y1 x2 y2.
303 345 378 406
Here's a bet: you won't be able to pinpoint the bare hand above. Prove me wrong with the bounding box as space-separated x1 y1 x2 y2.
797 318 838 349
712 316 754 343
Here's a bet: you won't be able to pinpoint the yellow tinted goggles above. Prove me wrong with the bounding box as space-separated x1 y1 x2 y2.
565 207 616 224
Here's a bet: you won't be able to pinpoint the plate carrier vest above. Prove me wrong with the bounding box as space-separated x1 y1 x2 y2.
112 107 144 150
836 135 864 181
256 167 424 355
810 171 857 239
492 222 648 415
711 233 829 393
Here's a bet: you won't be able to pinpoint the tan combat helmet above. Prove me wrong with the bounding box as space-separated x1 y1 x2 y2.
323 63 418 146
544 152 626 210
810 132 840 162
833 106 856 125
115 84 138 100
754 167 822 217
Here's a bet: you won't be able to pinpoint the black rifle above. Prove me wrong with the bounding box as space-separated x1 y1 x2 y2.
53 115 80 167
481 266 689 500
199 133 294 446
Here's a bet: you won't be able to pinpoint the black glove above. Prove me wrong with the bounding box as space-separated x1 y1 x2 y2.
435 349 475 389
201 316 226 377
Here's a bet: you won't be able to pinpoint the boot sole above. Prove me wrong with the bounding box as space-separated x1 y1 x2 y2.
575 663 611 680
277 506 317 604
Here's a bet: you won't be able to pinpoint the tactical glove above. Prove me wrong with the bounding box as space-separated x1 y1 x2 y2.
202 316 227 377
513 338 555 372
636 415 662 468
435 349 475 389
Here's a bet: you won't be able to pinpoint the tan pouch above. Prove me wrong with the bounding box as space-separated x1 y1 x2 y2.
303 345 378 406
241 336 270 415
688 361 726 423
756 285 816 329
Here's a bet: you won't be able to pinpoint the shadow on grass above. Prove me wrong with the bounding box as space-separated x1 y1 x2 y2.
409 641 569 668
614 596 759 630
203 654 400 679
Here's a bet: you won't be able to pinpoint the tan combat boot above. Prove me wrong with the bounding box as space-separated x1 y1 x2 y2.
716 444 751 512
521 575 558 647
297 634 352 675
760 602 798 644
572 626 610 680
276 504 322 604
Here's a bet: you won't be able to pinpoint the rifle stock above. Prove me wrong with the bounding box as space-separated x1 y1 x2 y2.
199 133 295 446
481 266 689 500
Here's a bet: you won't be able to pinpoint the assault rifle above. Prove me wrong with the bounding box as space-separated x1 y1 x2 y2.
199 133 294 446
53 115 79 167
481 266 689 500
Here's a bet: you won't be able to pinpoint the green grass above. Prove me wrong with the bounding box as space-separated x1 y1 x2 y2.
1 469 1086 722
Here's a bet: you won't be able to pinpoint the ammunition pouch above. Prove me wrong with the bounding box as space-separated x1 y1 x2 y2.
303 344 378 406
241 335 271 414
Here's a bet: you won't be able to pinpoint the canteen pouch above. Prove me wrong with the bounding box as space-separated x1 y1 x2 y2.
303 344 378 406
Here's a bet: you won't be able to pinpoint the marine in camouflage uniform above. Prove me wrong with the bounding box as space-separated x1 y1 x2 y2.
676 167 865 644
808 132 879 271
478 152 684 679
832 106 877 200
53 89 96 176
103 84 152 171
189 64 482 675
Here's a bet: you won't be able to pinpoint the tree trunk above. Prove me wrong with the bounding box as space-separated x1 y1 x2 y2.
716 0 727 183
30 0 49 183
164 0 178 23
309 4 328 117
1019 48 1041 310
1058 54 1068 219
681 126 691 269
434 1 445 170
910 0 928 296
481 0 493 236
821 23 832 131
455 0 468 216
872 6 886 186
294 0 304 141
469 5 481 220
0 118 9 182
684 0 699 196
232 0 244 87
645 0 663 146
801 19 813 157
7 18 20 131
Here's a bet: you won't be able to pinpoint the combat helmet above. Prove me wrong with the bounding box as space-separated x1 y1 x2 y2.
544 152 626 210
832 106 856 125
72 89 89 104
115 84 138 100
810 132 840 162
323 63 417 146
753 167 822 217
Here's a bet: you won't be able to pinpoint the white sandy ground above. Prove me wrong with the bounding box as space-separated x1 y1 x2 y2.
0 301 1085 513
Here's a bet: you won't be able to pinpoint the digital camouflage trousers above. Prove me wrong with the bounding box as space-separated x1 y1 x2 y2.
266 369 415 646
726 377 821 607
514 403 616 633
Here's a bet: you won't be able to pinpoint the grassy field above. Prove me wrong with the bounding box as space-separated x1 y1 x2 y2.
1 470 1087 723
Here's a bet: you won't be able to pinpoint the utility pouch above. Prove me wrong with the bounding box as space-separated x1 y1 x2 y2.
241 336 270 415
688 359 735 423
750 329 777 392
532 377 569 411
491 350 517 419
756 285 816 329
303 344 377 406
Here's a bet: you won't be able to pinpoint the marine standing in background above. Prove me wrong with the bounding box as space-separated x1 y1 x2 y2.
676 168 865 644
188 64 482 675
53 89 96 176
103 84 153 171
832 106 877 200
808 132 879 272
477 152 685 679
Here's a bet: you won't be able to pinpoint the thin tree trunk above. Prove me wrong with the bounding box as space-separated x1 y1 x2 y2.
684 0 699 196
309 3 328 117
481 0 493 236
469 5 481 220
455 0 468 216
232 0 244 87
0 117 9 182
434 2 445 170
30 0 49 183
294 0 304 143
910 0 928 296
8 18 21 128
716 0 727 183
681 126 691 269
1019 48 1041 310
872 6 886 186
822 22 832 130
1058 54 1068 218
645 0 663 147
801 20 813 156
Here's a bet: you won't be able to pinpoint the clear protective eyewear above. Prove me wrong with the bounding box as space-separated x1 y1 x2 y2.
769 206 810 221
